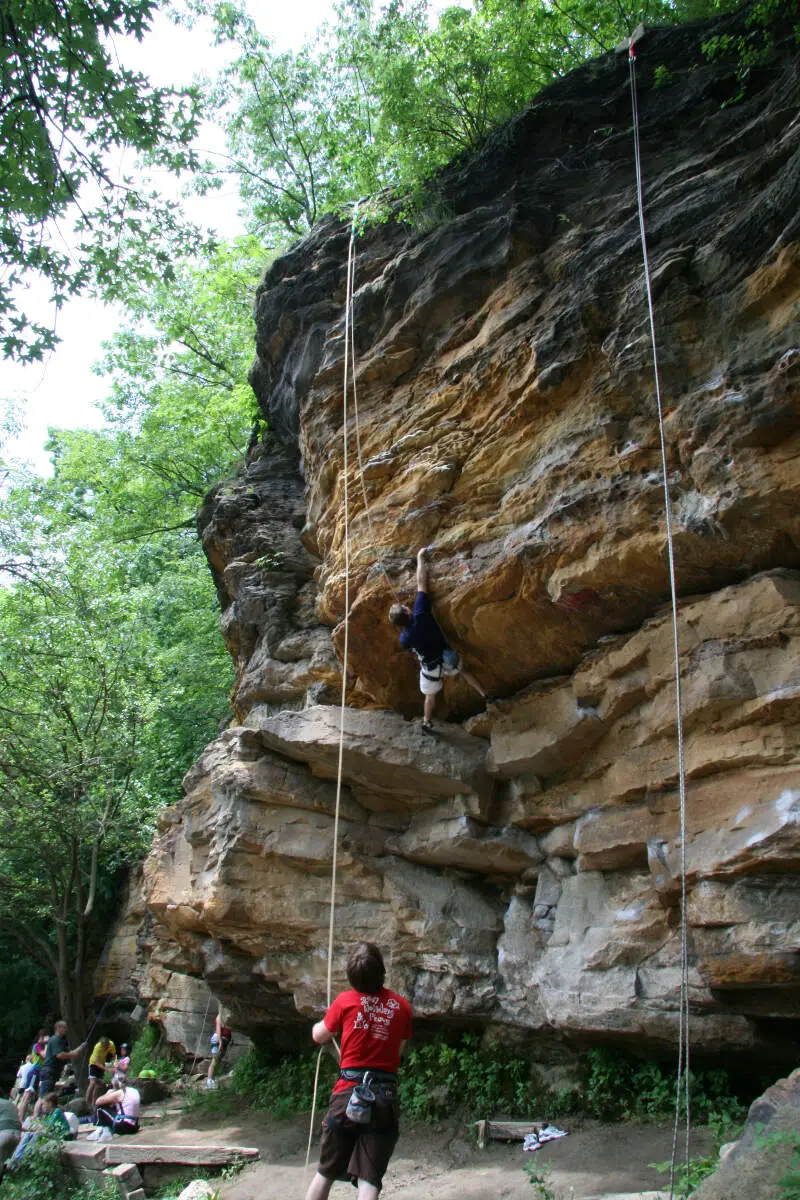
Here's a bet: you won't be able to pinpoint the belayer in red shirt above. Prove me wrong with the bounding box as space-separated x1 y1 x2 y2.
304 942 412 1200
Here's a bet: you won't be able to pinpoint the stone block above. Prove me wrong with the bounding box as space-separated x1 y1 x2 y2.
109 1162 144 1196
489 681 605 780
248 704 492 807
575 805 658 871
539 821 577 858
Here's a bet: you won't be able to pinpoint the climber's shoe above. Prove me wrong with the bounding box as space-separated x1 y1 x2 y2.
421 718 435 735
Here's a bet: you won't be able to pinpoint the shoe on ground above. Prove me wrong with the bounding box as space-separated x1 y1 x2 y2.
421 719 435 735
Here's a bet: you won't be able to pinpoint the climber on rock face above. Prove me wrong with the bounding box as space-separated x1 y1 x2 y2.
389 546 487 733
304 942 412 1200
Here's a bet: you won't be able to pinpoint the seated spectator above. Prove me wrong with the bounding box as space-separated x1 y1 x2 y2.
111 1043 131 1087
94 1083 140 1136
0 1098 21 1182
7 1091 73 1171
40 1093 74 1140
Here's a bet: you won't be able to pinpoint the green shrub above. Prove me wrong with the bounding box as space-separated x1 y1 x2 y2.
524 1159 556 1198
230 1046 338 1118
398 1034 545 1122
583 1048 748 1126
0 1132 115 1200
181 1086 237 1119
128 1024 181 1084
651 1148 722 1195
181 1036 751 1132
151 1170 212 1199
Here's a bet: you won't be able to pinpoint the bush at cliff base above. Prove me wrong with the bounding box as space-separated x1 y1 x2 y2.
1 1130 116 1200
230 1047 338 1118
128 1025 181 1084
223 1038 753 1127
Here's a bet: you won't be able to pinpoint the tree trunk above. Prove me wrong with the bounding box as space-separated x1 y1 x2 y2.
55 922 89 1091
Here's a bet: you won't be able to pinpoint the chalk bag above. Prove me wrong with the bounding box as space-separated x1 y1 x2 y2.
345 1079 376 1124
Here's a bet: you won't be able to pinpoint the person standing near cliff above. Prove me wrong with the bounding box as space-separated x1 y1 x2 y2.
389 546 488 732
304 942 412 1200
206 1012 233 1088
16 1030 48 1122
86 1035 116 1109
36 1021 86 1105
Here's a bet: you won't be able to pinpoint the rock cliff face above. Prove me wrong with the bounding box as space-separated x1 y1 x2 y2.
99 11 800 1066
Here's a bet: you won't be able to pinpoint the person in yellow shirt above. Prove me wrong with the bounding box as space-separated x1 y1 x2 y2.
86 1036 116 1109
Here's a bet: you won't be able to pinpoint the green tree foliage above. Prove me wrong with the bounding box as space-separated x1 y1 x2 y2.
0 238 261 1038
205 3 384 245
44 235 263 542
203 0 755 245
0 507 233 1040
0 0 203 361
0 933 54 1059
0 565 153 1039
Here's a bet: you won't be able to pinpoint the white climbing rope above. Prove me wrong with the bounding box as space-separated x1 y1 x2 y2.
304 200 361 1183
189 988 214 1080
628 40 691 1198
346 212 402 609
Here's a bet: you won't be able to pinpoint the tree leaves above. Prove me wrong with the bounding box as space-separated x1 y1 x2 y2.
203 0 751 246
0 235 260 1029
0 0 204 359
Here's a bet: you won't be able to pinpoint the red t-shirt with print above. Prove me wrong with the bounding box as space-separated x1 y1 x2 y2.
324 987 412 1095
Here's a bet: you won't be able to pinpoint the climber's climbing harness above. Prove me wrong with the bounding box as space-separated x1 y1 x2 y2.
627 33 691 1199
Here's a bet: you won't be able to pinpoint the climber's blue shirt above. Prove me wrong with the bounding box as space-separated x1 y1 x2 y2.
399 591 450 664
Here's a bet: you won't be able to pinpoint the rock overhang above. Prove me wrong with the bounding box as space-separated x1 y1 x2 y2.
97 11 800 1069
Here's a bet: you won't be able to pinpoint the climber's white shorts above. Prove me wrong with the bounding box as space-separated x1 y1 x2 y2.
419 649 461 695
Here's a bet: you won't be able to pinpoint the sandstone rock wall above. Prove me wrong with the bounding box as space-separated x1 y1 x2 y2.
111 570 799 1062
100 12 800 1066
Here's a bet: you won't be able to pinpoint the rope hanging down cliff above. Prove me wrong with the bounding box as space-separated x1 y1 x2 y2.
304 200 361 1180
626 32 691 1199
303 44 694 1183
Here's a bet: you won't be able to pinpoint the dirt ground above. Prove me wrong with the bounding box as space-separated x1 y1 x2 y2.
147 1104 716 1200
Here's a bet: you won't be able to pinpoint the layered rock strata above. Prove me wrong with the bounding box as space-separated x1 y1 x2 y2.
101 12 800 1065
103 568 800 1062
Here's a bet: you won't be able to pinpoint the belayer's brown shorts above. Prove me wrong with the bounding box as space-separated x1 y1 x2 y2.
317 1086 399 1189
